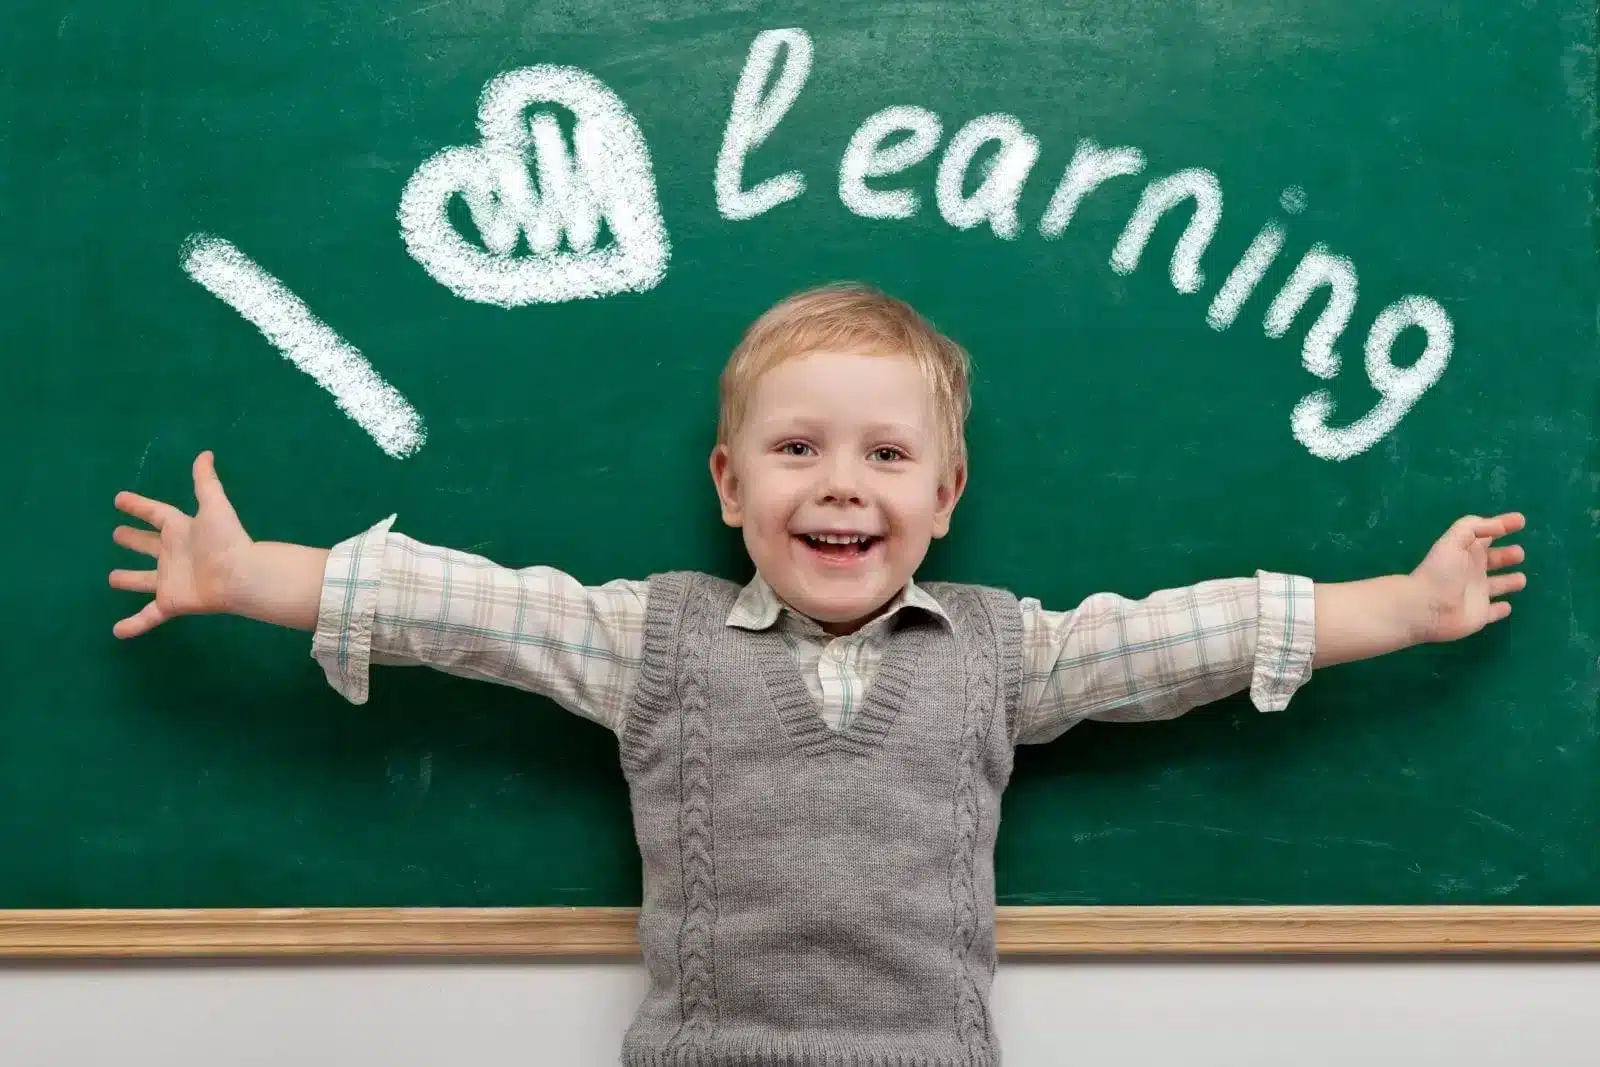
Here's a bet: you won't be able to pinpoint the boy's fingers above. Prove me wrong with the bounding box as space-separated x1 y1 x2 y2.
193 450 230 507
1488 601 1513 623
1449 515 1487 546
112 525 160 557
1487 544 1524 570
1488 572 1526 598
1466 512 1524 540
112 601 167 639
114 490 180 531
109 568 157 594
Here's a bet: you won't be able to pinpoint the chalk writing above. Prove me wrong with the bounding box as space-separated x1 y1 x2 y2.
1039 140 1147 239
398 65 670 307
181 235 426 459
838 106 943 220
716 28 813 221
1206 219 1286 331
935 113 1040 240
200 25 1457 461
1111 168 1224 294
1293 295 1453 461
1266 244 1362 382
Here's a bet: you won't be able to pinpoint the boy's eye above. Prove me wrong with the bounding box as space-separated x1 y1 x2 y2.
778 441 814 457
871 446 905 462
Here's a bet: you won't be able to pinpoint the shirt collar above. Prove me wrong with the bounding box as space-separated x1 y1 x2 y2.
726 571 950 634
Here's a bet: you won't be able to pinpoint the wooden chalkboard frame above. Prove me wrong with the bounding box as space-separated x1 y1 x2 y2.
2 907 1598 957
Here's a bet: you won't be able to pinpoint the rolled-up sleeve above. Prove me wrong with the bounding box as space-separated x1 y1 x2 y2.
1247 571 1317 712
311 514 396 706
1015 570 1316 745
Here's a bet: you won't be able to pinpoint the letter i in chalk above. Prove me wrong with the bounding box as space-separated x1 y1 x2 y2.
180 234 427 460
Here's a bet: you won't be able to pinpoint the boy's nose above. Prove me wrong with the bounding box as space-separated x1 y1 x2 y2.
816 457 865 505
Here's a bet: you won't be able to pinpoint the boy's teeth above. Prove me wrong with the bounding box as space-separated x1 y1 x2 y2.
810 533 869 544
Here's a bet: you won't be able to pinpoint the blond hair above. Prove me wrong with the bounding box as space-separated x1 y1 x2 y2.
716 283 972 475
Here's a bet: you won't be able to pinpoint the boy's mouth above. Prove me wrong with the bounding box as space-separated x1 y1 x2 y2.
795 532 883 561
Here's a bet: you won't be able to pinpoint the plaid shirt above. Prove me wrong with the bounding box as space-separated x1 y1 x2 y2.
312 515 1316 745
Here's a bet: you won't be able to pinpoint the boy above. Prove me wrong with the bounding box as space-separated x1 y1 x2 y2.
110 284 1524 1066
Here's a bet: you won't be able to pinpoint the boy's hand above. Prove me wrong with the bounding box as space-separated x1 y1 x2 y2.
1313 512 1527 669
110 451 253 638
1408 512 1527 644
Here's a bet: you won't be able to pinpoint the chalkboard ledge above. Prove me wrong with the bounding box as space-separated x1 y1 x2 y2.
1 907 1598 958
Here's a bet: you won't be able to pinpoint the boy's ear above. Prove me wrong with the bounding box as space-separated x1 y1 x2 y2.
931 460 967 539
709 444 743 527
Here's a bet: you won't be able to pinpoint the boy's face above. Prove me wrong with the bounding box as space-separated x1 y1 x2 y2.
710 349 965 635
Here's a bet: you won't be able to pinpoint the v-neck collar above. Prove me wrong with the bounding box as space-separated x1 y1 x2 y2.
751 611 935 760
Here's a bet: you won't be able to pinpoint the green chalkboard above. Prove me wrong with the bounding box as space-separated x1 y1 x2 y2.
3 0 1596 911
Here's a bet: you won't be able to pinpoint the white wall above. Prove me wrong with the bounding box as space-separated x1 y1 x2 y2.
2 959 1593 1065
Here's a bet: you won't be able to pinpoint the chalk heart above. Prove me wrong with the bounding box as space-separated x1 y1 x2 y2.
398 66 671 308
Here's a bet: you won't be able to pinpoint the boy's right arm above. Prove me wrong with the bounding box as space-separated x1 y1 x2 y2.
110 452 645 734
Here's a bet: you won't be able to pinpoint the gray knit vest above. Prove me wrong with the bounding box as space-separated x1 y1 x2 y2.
616 570 1024 1067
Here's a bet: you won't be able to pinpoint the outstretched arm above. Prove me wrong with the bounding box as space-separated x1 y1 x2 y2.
110 451 648 732
1013 512 1527 745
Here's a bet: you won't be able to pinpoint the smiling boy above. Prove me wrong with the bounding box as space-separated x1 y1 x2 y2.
110 282 1525 1065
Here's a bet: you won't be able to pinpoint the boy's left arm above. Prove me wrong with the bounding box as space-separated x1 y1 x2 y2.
1016 512 1526 745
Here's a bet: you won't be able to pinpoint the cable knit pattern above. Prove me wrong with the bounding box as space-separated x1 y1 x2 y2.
667 576 721 1051
921 585 1022 1059
618 573 1023 1067
934 588 988 1052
